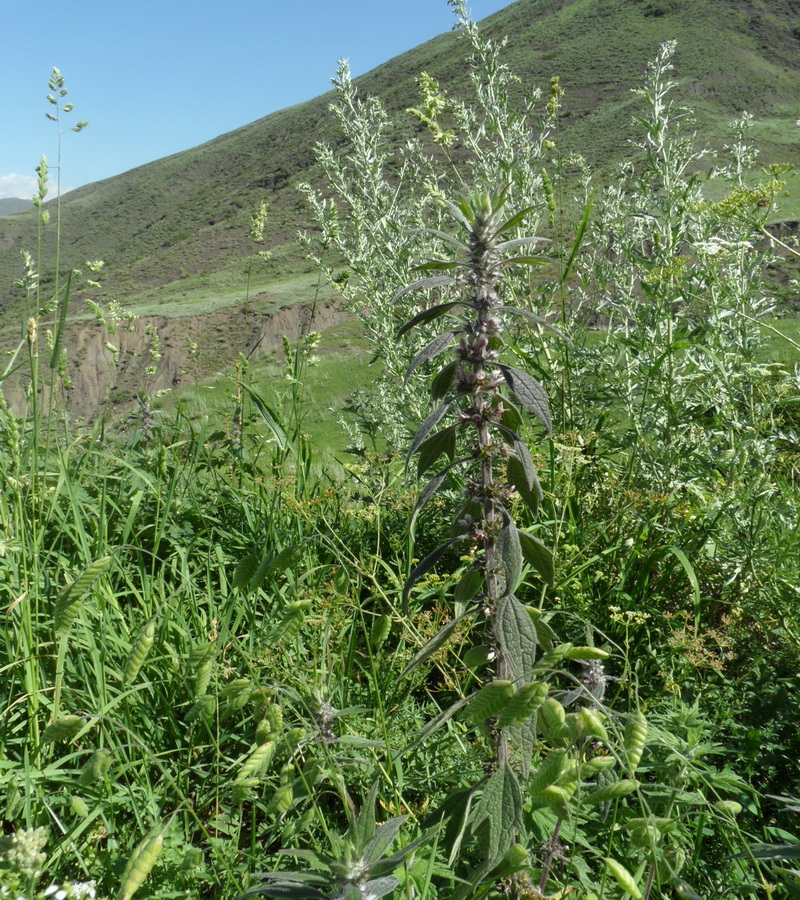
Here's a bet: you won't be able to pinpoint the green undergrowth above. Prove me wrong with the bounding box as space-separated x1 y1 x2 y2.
2 24 800 900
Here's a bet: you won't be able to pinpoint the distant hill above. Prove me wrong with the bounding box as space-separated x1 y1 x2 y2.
1 0 798 311
0 198 32 216
0 0 797 417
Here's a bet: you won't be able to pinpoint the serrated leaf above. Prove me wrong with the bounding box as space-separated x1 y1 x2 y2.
404 331 456 385
397 301 461 338
495 593 539 682
519 530 555 585
498 364 552 432
399 610 472 679
495 515 522 597
472 764 523 870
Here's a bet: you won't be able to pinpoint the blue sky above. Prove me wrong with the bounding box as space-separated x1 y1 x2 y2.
1 0 510 199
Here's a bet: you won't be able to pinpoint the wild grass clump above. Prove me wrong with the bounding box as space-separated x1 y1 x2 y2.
2 11 800 900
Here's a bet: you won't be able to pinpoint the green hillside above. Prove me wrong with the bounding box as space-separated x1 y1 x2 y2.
1 0 798 312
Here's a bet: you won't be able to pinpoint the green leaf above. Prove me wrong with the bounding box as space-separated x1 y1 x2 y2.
519 530 555 585
391 275 457 306
740 844 800 861
402 535 465 610
241 383 287 450
351 780 379 851
560 192 593 286
472 764 523 870
397 301 460 338
399 610 473 679
495 515 522 597
496 305 568 341
363 817 406 864
410 458 469 537
407 399 456 466
431 359 460 401
413 258 464 271
498 364 552 432
507 455 542 518
404 331 457 385
492 205 536 237
454 568 483 605
495 594 539 682
248 882 327 899
416 424 457 477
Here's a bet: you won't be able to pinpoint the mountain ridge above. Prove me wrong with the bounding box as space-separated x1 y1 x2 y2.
1 0 798 311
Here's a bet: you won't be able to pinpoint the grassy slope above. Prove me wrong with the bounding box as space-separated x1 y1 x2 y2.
0 0 797 422
1 0 798 310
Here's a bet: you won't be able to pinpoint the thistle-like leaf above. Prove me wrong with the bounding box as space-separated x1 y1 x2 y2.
404 331 456 386
498 364 552 432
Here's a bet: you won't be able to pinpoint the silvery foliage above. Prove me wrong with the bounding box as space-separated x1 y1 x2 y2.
298 5 553 449
570 41 782 492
